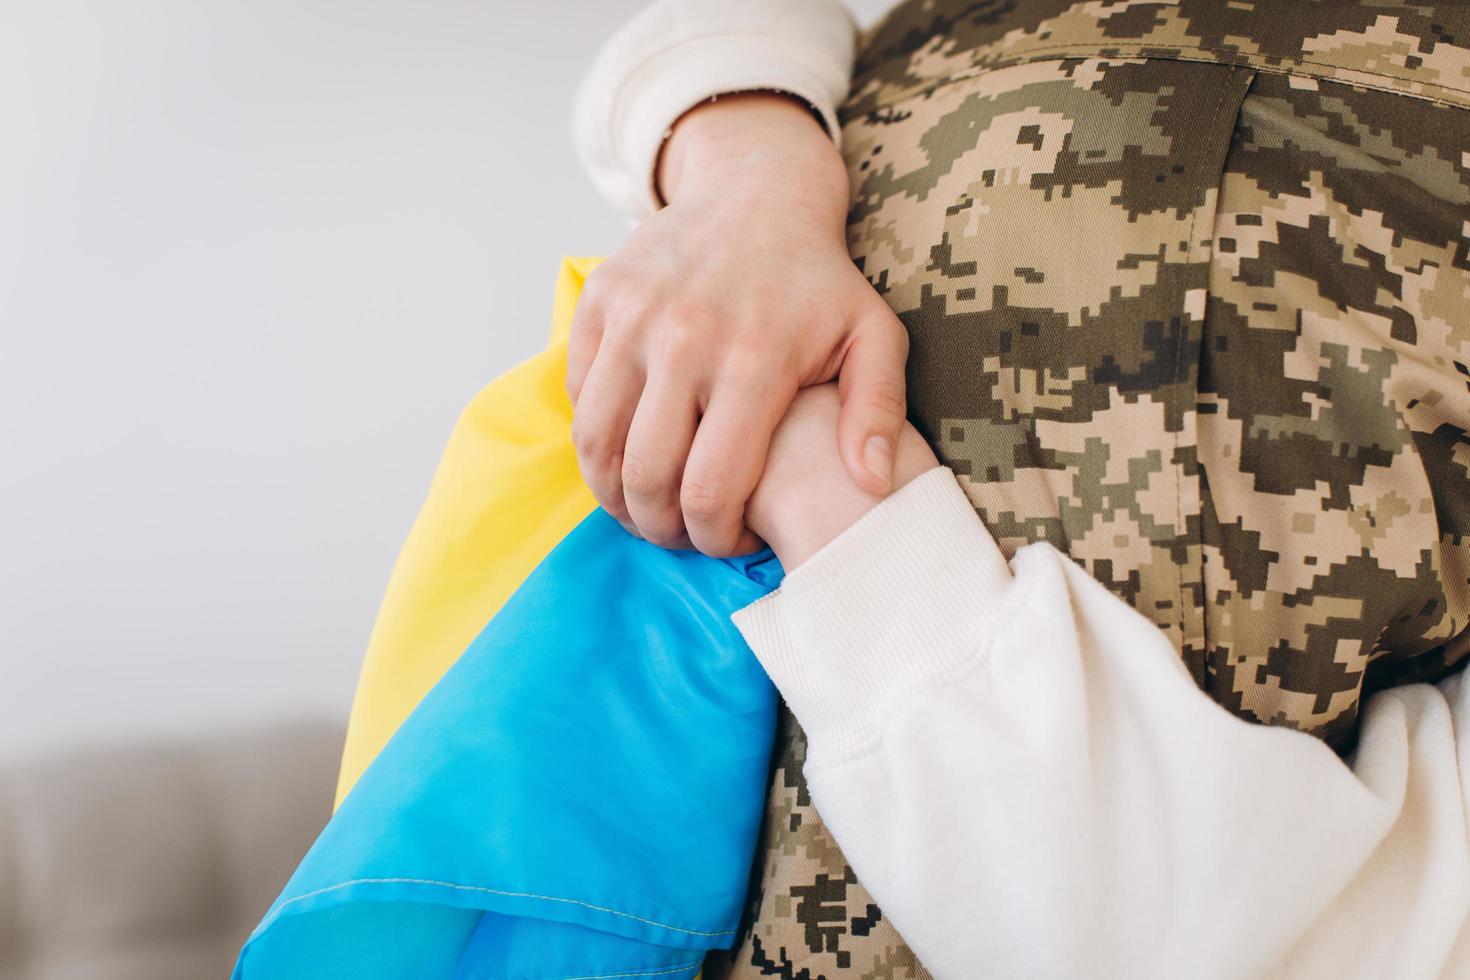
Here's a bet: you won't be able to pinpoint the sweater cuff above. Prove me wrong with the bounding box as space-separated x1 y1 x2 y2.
732 466 1019 758
599 33 849 218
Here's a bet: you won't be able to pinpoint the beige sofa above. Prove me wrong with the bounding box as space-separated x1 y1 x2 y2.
0 719 343 980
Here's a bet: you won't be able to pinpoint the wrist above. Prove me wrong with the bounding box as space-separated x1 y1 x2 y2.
764 483 882 572
764 440 941 571
656 92 848 221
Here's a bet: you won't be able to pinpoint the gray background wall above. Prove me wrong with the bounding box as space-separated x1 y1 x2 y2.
0 0 889 757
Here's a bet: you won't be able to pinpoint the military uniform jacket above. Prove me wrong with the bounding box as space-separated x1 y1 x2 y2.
576 1 1470 976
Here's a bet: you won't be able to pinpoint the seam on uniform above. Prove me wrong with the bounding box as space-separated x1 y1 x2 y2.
985 40 1470 97
1174 65 1240 685
848 43 1470 116
267 877 735 938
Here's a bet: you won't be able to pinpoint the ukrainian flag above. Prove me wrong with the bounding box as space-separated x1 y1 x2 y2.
233 258 781 979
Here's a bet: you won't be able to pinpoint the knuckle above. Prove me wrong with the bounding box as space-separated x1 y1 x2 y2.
862 304 910 350
621 451 668 500
610 287 654 327
860 378 907 417
597 297 641 338
582 263 620 298
576 279 610 319
591 282 655 339
651 335 695 372
680 477 729 525
652 314 711 366
658 297 711 331
723 325 777 365
571 421 618 470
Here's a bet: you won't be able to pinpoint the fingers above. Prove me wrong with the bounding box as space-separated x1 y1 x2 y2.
836 304 910 496
621 379 698 550
569 350 643 526
564 278 605 405
681 372 795 557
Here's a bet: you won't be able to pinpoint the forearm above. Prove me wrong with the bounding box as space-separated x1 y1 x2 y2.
734 467 1470 978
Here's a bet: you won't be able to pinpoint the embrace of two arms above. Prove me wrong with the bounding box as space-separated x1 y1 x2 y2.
564 1 1470 976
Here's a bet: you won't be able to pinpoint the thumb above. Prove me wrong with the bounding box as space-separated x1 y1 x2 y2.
836 309 909 496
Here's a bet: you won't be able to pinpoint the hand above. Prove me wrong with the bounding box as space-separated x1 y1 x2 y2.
746 384 939 571
567 92 910 556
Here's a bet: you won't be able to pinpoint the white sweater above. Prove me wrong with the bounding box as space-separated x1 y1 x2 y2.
734 468 1470 978
572 4 1470 976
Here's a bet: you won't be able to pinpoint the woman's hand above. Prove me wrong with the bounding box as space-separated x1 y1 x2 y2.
566 92 910 556
746 384 939 571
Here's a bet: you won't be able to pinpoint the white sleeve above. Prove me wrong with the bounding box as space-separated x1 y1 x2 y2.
570 0 857 220
732 465 1470 980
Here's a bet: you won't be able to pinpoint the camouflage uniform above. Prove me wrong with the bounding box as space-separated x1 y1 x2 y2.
708 1 1470 977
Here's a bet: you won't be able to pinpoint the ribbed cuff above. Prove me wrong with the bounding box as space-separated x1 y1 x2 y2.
610 32 848 217
732 466 1019 760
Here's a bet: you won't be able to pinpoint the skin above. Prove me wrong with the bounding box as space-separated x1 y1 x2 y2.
566 92 911 556
746 383 939 571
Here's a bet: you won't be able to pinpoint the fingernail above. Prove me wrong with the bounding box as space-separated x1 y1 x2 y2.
863 435 893 489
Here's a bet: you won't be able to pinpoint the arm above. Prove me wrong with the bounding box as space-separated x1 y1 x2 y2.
739 387 1470 979
571 0 857 219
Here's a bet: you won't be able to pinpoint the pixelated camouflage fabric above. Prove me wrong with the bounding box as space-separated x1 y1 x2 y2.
713 2 1470 977
848 0 1470 114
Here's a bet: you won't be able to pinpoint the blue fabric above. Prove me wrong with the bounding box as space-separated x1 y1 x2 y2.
234 509 785 979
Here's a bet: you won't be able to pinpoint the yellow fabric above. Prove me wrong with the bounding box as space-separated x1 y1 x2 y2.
335 256 602 805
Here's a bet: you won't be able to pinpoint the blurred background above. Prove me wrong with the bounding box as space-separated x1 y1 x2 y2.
2 0 647 758
0 1 889 976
